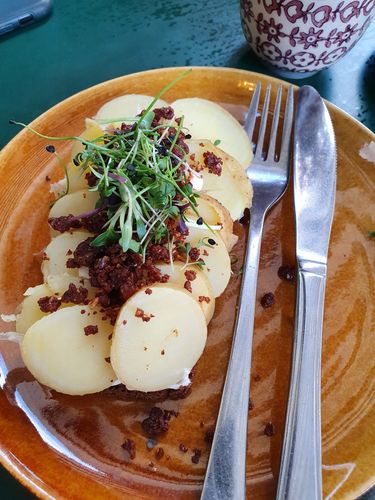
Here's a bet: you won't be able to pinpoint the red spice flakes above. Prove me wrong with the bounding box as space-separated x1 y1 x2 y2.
278 265 296 283
204 429 214 444
38 296 61 313
253 373 261 382
84 325 98 336
45 175 51 182
184 270 197 281
80 309 85 314
161 350 165 356
191 448 202 464
122 438 136 460
145 288 153 295
203 151 223 176
104 357 111 363
184 280 192 293
108 333 113 340
179 443 188 453
135 308 155 322
264 422 275 437
202 249 209 256
141 407 178 437
155 447 164 460
198 296 211 304
249 398 254 411
61 283 88 305
260 292 275 308
189 247 200 261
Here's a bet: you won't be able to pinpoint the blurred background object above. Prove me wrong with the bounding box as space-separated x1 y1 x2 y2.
0 0 52 37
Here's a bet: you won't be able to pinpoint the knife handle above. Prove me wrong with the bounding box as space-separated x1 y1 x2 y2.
277 260 326 500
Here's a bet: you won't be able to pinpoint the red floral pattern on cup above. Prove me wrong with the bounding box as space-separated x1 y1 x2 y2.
241 0 375 74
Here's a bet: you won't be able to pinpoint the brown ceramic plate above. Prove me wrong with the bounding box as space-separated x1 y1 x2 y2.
0 67 374 500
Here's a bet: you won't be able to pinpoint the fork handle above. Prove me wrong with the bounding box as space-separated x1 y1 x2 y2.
276 260 326 500
201 210 265 500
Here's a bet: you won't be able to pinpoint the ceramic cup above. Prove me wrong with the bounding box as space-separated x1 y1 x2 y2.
240 0 375 78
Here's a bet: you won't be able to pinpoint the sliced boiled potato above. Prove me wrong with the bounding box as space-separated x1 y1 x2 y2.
16 284 54 335
185 226 231 298
171 97 253 168
49 190 99 234
95 94 169 127
71 120 104 160
41 231 89 280
155 262 215 323
21 305 115 395
111 286 207 392
60 122 106 194
46 274 96 299
185 193 238 251
187 139 252 221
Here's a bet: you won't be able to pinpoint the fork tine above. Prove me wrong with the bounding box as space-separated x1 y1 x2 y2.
279 87 294 164
267 85 283 161
254 84 271 161
244 82 261 141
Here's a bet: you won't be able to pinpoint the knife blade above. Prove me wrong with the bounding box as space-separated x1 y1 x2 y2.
276 86 336 500
294 86 336 264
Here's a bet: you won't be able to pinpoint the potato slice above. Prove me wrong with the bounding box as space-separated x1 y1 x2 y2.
71 120 104 160
95 94 168 126
111 286 207 392
49 190 99 235
46 274 96 299
16 284 53 335
171 97 253 168
21 305 115 395
187 140 252 221
185 226 231 298
155 262 215 323
185 193 238 251
42 231 89 280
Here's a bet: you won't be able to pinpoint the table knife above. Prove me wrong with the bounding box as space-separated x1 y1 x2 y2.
276 86 336 500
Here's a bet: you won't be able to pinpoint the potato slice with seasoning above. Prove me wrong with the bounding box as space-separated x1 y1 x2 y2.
185 193 238 251
46 274 96 299
41 231 89 280
187 139 252 221
111 286 207 392
16 284 54 335
155 262 215 323
171 97 253 168
95 94 169 127
48 190 100 236
185 226 231 298
21 305 115 395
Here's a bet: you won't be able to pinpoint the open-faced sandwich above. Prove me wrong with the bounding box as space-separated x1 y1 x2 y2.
11 82 253 398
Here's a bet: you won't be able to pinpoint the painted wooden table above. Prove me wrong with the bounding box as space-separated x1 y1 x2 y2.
0 0 374 498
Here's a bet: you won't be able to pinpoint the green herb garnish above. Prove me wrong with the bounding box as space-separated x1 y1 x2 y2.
10 70 207 261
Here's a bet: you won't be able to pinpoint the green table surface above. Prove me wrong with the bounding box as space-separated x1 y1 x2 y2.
0 0 374 498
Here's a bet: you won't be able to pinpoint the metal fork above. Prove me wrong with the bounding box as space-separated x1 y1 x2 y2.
201 83 294 500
